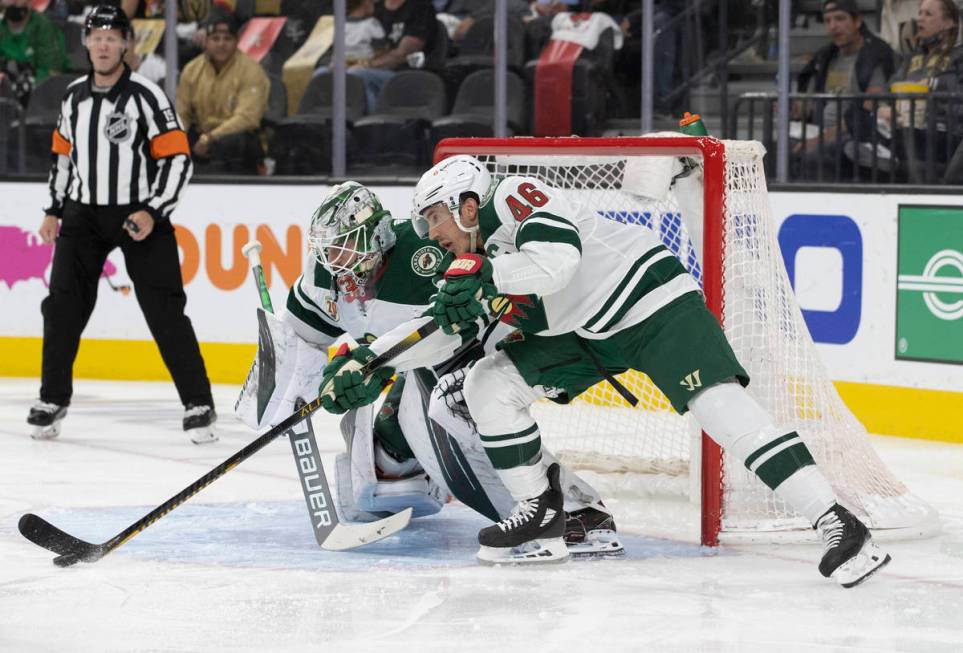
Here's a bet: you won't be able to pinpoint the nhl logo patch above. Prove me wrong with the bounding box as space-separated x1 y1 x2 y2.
104 112 133 144
411 245 442 277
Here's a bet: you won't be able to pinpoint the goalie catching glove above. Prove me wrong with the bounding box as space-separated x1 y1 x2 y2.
320 343 395 414
432 254 497 335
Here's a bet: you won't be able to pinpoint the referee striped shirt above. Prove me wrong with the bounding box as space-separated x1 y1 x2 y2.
44 66 192 221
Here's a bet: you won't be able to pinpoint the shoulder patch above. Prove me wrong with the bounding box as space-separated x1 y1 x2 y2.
411 245 443 277
323 296 339 321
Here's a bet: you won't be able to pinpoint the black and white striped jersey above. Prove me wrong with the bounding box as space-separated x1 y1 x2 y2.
45 66 193 221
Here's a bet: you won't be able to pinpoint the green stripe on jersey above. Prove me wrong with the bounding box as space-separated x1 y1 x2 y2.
584 246 667 330
312 261 333 288
595 256 688 333
515 214 582 252
286 286 343 338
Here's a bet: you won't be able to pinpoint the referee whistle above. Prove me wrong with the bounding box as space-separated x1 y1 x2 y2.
124 218 140 234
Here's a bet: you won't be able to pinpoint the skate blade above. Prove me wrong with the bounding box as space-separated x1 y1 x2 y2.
833 539 892 588
567 530 625 559
189 427 218 445
30 424 62 440
477 537 570 566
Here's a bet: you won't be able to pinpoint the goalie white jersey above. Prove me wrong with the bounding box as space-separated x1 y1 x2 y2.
237 222 449 432
480 176 700 339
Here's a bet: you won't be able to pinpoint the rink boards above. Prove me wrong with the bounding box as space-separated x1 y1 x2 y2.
0 180 960 442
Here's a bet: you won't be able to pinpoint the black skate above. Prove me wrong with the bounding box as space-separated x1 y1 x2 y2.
476 463 568 565
27 401 67 440
564 506 624 558
816 504 891 588
183 404 218 444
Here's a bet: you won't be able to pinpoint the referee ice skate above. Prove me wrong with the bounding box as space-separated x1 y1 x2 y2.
28 4 217 444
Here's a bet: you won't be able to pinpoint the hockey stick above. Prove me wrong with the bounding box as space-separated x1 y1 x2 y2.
18 321 440 567
240 240 274 313
240 239 401 548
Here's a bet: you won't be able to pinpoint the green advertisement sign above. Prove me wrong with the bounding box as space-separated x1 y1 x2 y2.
896 205 963 364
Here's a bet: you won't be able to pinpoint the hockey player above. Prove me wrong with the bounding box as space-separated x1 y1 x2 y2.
235 181 622 557
326 155 892 582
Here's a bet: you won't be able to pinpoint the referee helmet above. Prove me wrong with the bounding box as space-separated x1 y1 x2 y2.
84 4 133 40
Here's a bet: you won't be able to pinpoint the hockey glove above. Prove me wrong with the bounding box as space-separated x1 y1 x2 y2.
432 254 497 335
319 343 394 414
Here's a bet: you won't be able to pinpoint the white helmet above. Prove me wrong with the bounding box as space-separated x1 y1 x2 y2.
411 154 492 238
307 181 396 288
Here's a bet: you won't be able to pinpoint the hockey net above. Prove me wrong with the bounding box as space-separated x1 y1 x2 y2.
434 136 939 545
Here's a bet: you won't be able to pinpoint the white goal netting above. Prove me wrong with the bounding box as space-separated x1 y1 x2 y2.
463 138 938 541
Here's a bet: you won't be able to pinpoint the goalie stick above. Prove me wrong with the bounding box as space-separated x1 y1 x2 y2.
241 239 400 548
17 320 442 567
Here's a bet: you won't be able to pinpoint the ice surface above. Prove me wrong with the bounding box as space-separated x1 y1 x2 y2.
1 379 962 652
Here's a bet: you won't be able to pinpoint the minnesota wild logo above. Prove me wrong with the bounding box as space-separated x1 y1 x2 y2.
411 245 442 277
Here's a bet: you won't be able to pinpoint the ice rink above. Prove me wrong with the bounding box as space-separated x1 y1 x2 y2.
1 378 962 652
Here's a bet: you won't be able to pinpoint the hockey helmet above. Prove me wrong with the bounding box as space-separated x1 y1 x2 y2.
308 181 395 286
411 155 492 238
84 4 133 40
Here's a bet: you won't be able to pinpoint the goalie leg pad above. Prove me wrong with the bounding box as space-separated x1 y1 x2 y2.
420 369 514 520
335 404 446 521
235 310 327 431
334 452 390 523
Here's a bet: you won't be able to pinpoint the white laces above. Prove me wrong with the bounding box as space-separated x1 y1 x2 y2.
497 499 539 532
817 511 844 549
32 401 61 413
184 405 211 418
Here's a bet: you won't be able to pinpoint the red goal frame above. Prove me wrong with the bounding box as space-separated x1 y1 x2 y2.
434 137 728 546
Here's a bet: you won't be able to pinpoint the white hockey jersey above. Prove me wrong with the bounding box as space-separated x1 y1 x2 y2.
480 176 700 339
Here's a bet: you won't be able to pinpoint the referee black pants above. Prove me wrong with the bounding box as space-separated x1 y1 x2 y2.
40 200 213 408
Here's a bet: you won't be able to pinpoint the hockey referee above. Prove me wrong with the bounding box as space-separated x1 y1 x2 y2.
27 5 217 444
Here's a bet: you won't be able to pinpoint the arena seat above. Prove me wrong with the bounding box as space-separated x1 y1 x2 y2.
430 68 526 148
270 72 366 175
351 70 447 169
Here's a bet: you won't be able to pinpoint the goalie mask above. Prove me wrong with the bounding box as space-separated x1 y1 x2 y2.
308 182 396 290
411 155 492 250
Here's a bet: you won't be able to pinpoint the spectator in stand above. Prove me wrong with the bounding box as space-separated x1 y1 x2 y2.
314 0 386 77
313 0 386 74
344 0 387 65
878 0 963 182
0 0 69 106
613 1 682 115
440 0 531 43
119 0 212 67
794 0 896 178
176 10 269 174
349 0 437 112
881 0 920 55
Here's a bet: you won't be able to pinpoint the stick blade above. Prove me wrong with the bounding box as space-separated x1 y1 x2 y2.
321 508 413 551
19 513 97 558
